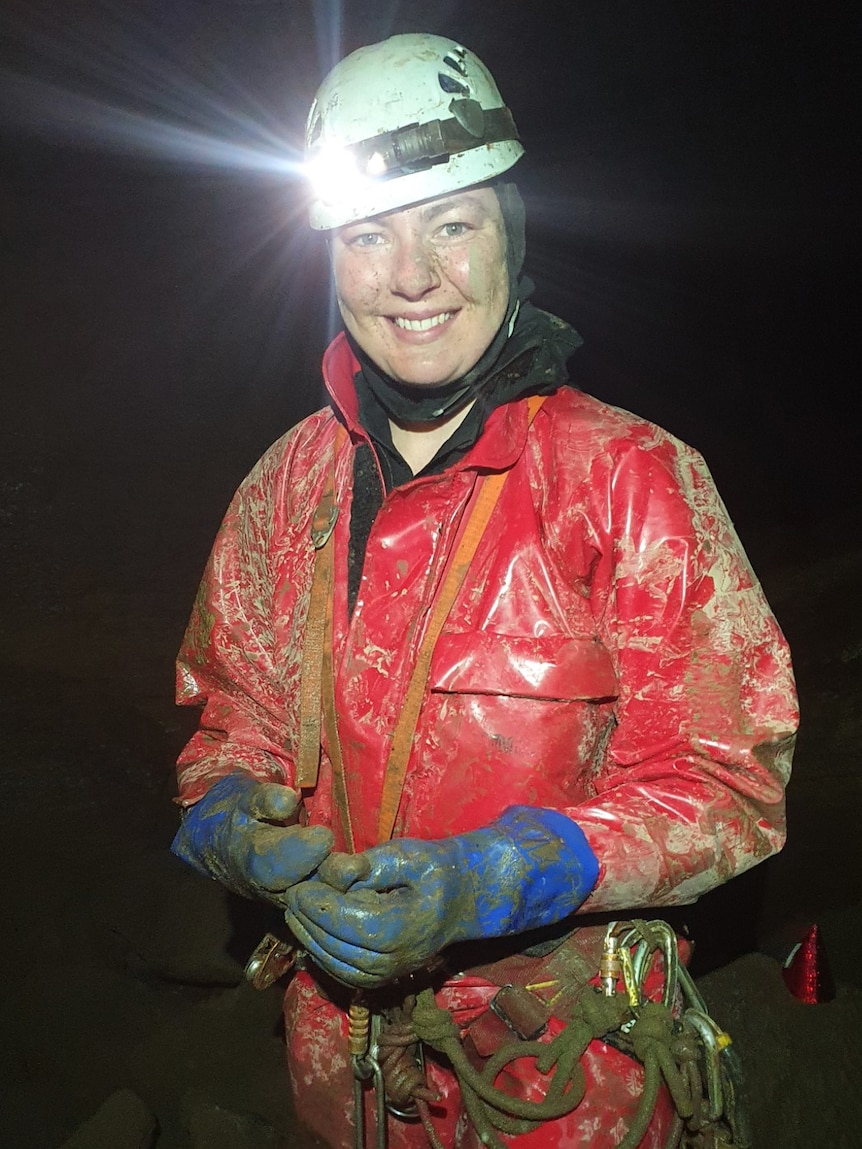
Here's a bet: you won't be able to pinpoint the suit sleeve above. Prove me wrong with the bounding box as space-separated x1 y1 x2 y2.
174 438 308 806
568 429 797 911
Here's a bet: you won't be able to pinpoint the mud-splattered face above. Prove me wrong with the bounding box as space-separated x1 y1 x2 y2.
331 187 509 387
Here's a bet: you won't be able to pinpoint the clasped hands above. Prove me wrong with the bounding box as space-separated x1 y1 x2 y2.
173 774 599 991
284 839 479 989
284 805 600 990
171 773 464 986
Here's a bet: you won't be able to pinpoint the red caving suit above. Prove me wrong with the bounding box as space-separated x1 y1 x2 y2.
176 331 797 1148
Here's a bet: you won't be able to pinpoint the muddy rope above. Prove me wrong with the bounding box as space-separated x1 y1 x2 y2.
409 984 691 1149
386 919 751 1149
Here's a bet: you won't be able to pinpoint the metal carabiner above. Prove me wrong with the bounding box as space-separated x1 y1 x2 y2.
351 1056 388 1149
351 1036 388 1148
684 1008 731 1122
352 1067 366 1149
368 1050 388 1149
350 1000 371 1149
243 933 296 991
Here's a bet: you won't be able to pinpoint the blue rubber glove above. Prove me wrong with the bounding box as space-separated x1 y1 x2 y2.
283 806 599 988
172 772 334 905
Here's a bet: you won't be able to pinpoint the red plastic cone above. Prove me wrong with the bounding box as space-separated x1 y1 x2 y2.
782 924 835 1003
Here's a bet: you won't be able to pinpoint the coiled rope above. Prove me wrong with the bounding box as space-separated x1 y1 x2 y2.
375 920 747 1149
408 983 692 1149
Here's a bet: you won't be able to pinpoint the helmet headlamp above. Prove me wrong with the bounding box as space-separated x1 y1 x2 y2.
306 101 519 208
305 35 524 229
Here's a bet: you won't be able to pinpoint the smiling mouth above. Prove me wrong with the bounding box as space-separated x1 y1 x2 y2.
392 312 454 332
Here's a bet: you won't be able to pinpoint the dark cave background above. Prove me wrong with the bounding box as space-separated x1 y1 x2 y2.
1 2 861 1146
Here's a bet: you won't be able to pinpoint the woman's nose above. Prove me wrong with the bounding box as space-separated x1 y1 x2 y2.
389 235 441 299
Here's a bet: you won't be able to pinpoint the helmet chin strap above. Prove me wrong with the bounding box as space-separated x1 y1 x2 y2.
349 182 528 426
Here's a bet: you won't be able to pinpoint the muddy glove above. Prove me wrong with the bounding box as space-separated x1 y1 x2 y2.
171 772 333 906
284 806 599 988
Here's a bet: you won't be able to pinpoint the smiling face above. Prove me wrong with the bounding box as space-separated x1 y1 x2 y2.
330 187 510 387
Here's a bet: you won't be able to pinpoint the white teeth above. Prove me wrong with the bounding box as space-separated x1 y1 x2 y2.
394 312 452 332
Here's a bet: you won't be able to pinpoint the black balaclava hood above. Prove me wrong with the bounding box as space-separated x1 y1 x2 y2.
347 181 535 425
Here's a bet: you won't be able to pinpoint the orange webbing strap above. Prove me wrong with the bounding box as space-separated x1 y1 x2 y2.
375 394 547 844
295 422 347 792
322 576 357 853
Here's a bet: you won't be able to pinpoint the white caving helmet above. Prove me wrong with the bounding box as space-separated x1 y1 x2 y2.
304 33 524 230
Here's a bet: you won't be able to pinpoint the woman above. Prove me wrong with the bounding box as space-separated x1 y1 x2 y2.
172 34 797 1148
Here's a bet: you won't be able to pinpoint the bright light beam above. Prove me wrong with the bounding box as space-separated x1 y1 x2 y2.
313 0 344 87
311 0 345 344
1 67 303 176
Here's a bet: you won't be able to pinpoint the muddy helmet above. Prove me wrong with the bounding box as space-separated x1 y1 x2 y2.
304 33 524 229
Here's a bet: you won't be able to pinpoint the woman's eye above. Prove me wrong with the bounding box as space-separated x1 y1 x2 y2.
348 232 384 247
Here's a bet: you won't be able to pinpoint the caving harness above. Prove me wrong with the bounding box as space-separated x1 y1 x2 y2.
246 918 750 1149
245 403 751 1148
